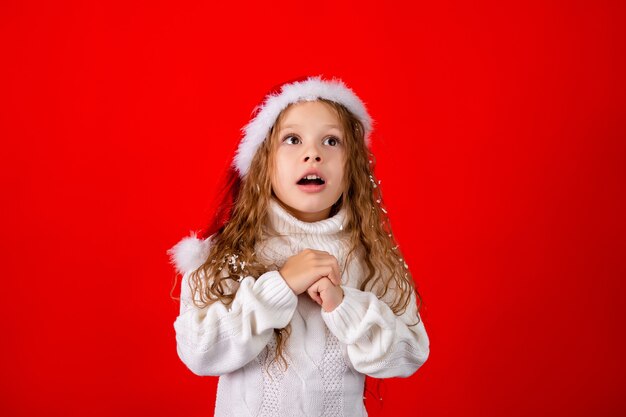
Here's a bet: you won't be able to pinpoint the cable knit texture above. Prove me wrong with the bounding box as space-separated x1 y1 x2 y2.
171 197 430 417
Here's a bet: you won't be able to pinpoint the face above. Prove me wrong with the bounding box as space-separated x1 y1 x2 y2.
270 100 346 222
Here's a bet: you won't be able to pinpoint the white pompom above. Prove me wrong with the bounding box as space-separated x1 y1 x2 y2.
167 231 212 274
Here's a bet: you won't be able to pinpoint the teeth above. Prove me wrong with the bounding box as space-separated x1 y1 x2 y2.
303 174 322 180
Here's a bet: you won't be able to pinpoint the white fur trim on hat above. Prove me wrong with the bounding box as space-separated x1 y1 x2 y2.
232 75 374 178
166 231 213 274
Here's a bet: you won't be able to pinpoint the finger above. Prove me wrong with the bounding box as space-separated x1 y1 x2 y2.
303 249 330 258
307 286 322 305
314 264 337 286
315 277 331 290
314 293 322 305
324 254 341 286
306 249 330 255
331 258 341 286
316 259 341 286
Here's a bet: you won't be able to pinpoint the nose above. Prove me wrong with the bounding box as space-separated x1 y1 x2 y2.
303 144 322 162
303 139 322 163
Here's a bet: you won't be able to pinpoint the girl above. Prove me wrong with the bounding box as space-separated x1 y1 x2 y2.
167 75 430 417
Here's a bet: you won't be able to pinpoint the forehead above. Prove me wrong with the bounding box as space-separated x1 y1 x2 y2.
277 100 341 128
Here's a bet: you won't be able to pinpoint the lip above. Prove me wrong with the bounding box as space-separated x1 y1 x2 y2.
297 183 327 193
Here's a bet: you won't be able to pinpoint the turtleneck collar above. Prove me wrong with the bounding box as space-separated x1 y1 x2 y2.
266 197 348 235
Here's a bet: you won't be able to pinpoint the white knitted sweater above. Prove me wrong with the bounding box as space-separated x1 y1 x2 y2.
169 197 430 417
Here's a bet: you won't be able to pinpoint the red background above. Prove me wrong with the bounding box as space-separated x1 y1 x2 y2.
1 0 625 416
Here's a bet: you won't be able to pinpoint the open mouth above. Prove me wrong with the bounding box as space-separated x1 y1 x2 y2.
297 176 325 186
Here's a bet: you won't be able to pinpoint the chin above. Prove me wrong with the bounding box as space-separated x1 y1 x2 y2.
293 203 331 214
283 198 333 214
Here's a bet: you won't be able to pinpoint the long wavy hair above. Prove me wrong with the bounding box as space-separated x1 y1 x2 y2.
172 98 423 376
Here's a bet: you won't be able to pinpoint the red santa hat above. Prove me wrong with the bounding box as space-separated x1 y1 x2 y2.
168 76 375 274
232 75 374 178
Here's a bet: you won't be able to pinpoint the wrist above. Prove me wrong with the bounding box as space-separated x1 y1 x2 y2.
322 286 344 312
278 268 298 295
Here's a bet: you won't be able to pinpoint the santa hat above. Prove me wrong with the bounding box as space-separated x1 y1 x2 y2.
167 76 374 274
166 231 213 275
232 75 374 178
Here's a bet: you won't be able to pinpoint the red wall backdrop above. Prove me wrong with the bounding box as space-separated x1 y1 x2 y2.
1 0 625 416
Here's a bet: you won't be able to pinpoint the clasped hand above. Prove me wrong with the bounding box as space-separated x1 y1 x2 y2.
278 249 344 312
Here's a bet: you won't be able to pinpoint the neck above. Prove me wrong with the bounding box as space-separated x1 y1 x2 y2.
266 196 347 236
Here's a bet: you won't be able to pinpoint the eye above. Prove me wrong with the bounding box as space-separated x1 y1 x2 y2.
283 135 301 145
324 136 341 146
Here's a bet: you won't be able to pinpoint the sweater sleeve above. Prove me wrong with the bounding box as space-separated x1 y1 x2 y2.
320 261 430 379
174 268 298 376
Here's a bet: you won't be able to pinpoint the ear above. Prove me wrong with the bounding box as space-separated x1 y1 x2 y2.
166 231 213 274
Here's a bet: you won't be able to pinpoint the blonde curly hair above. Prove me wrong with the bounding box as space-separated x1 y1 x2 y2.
172 98 422 372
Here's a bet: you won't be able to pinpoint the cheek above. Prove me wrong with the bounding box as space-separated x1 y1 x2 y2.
270 162 289 189
269 151 282 184
337 172 346 192
270 169 281 190
333 154 346 179
336 161 347 190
